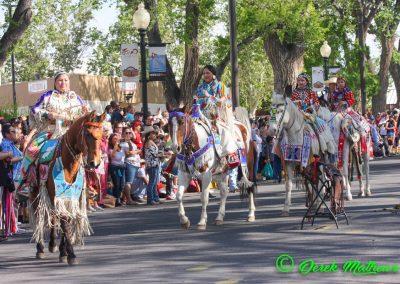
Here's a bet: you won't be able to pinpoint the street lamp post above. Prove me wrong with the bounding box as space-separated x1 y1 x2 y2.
133 3 150 116
320 41 331 81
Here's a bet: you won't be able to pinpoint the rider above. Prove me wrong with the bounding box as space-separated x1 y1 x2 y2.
20 71 87 184
194 65 239 170
330 76 355 112
290 73 335 157
290 73 320 113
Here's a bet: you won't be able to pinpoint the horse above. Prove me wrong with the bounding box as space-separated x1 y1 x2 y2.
269 96 337 216
27 111 106 265
317 106 372 200
167 104 256 230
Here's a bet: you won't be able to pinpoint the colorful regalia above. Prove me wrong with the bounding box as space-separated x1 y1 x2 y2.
20 90 85 184
290 87 320 112
330 87 354 111
195 79 231 119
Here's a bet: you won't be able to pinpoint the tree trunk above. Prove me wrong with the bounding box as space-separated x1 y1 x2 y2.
263 33 305 95
0 0 33 67
180 0 201 107
389 39 400 108
373 34 397 113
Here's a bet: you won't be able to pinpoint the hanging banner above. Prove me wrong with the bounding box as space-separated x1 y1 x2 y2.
148 45 167 81
121 43 140 82
28 80 48 94
312 67 324 92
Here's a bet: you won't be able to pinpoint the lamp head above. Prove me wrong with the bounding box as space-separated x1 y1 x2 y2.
133 3 150 30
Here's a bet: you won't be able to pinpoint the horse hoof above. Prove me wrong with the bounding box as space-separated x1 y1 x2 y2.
49 245 58 253
247 216 255 222
366 192 372 197
358 192 365 198
180 220 191 230
36 252 45 259
346 195 353 201
215 220 224 226
281 211 289 217
59 256 68 263
197 224 207 230
67 257 79 266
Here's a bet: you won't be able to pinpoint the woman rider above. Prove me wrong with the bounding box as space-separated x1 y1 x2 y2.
290 73 335 158
330 76 355 112
194 65 238 170
195 65 231 118
290 73 320 113
20 71 87 183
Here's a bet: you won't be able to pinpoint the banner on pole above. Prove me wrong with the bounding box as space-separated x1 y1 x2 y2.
312 67 324 92
121 43 140 82
148 45 167 81
28 80 48 94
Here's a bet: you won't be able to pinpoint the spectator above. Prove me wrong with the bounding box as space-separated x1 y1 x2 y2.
98 122 111 205
144 114 155 127
131 120 143 149
134 112 144 123
113 122 123 137
251 120 263 180
143 126 162 205
131 160 148 203
120 127 141 205
110 102 124 125
105 105 113 122
108 133 126 206
125 104 135 122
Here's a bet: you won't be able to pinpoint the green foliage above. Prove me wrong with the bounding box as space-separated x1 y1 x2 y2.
1 0 103 82
222 39 273 115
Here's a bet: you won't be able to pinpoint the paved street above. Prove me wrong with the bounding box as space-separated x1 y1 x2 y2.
1 157 399 283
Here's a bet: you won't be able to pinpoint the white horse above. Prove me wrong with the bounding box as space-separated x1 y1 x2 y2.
269 96 337 215
317 107 372 200
167 104 256 230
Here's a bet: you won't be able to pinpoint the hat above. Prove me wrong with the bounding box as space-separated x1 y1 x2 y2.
132 120 142 127
141 125 158 135
324 77 337 85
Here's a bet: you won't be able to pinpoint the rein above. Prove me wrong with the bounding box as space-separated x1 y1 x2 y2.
62 121 88 164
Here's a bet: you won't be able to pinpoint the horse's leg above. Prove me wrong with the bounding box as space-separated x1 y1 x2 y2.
342 143 352 201
48 217 58 253
214 174 228 226
36 240 45 259
247 186 256 222
282 163 294 216
198 171 212 230
354 147 365 197
60 217 78 266
364 151 371 196
176 172 191 229
59 233 68 263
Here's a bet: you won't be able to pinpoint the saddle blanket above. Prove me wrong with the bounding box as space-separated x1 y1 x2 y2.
38 139 59 164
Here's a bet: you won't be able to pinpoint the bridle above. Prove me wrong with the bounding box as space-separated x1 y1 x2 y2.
169 111 194 151
62 120 103 164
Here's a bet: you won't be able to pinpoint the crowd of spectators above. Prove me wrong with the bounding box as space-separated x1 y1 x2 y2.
1 101 399 241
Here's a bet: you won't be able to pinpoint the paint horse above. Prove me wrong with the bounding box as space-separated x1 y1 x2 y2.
269 95 337 216
168 104 256 230
27 111 105 265
317 106 372 200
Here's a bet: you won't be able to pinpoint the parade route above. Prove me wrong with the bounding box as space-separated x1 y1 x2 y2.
1 156 399 283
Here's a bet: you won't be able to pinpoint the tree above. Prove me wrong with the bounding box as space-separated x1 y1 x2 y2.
389 39 400 107
371 0 400 113
0 0 33 67
1 0 102 82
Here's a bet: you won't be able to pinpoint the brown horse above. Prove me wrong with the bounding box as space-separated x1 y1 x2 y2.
168 104 256 230
28 111 105 265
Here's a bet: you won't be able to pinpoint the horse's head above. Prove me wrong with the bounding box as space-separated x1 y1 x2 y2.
167 103 190 153
268 93 286 136
67 111 106 169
